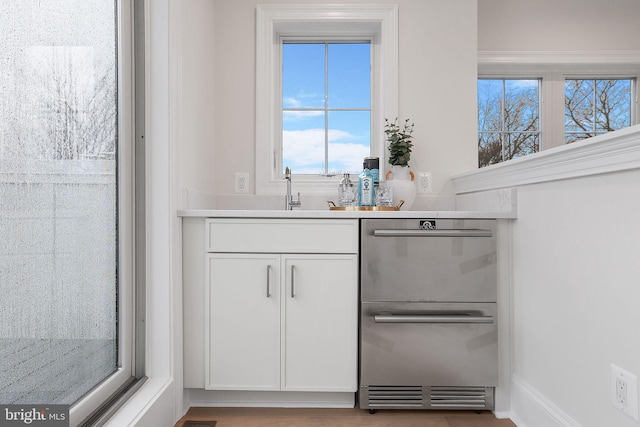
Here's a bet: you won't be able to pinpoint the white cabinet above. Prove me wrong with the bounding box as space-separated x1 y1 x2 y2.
201 218 358 393
281 255 357 392
207 254 281 390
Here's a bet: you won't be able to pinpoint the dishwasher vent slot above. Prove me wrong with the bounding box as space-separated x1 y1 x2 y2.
367 385 423 407
429 386 492 409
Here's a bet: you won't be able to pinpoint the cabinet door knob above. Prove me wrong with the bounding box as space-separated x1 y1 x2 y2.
266 265 272 298
290 265 296 298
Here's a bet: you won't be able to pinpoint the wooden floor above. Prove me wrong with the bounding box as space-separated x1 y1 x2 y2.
175 407 517 427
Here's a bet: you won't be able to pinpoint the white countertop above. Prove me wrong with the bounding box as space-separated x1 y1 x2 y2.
178 188 518 219
177 209 516 219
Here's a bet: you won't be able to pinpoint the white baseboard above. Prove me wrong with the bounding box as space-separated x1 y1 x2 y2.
492 410 513 420
104 378 174 427
510 375 581 427
185 389 355 409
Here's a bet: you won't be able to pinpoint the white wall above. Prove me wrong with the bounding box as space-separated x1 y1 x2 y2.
177 0 217 204
510 169 640 427
453 125 640 426
170 0 640 425
179 0 640 203
478 0 640 52
477 2 640 426
175 0 478 201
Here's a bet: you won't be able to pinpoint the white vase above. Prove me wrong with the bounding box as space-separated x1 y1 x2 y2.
386 165 417 210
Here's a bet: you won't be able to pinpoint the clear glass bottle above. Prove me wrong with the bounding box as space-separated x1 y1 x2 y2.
338 173 356 206
358 168 375 206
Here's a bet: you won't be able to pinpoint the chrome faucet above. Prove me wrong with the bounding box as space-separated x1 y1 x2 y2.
284 166 302 210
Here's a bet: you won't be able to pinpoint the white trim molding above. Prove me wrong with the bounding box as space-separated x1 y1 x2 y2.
478 50 640 77
479 50 640 66
510 375 582 427
452 124 640 194
255 4 398 195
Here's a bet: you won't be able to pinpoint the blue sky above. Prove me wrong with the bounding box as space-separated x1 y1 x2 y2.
282 42 371 174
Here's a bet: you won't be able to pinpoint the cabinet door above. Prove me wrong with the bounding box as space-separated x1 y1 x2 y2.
282 255 358 392
206 254 280 390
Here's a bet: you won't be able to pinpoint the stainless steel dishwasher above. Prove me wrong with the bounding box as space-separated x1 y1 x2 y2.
359 218 498 411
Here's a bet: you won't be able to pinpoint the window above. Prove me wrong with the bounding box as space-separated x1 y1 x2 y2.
565 78 633 143
478 52 640 166
477 79 541 167
256 4 398 194
0 0 140 424
282 41 371 175
478 72 638 167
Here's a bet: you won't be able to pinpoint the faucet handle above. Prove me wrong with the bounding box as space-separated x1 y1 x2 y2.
290 192 302 208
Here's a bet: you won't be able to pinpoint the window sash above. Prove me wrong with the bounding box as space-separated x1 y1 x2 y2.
564 78 635 143
478 78 541 166
281 40 372 176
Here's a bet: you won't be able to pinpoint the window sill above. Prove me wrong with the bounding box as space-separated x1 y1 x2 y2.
452 125 640 194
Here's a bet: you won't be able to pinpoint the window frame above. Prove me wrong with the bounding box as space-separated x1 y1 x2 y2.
478 53 640 165
255 4 398 195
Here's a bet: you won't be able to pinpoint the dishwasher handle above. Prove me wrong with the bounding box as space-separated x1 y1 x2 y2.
373 229 492 238
374 314 494 324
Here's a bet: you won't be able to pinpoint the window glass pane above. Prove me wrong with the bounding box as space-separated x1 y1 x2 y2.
281 41 372 175
327 111 371 174
328 43 370 108
505 133 539 161
595 79 631 132
477 80 502 132
0 0 118 404
282 43 325 109
478 132 503 167
477 78 540 167
565 78 633 143
282 112 326 174
565 79 595 134
565 132 590 144
505 80 539 132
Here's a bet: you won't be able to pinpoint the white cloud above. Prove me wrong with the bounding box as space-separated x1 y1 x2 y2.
283 128 369 173
283 110 324 121
283 97 301 108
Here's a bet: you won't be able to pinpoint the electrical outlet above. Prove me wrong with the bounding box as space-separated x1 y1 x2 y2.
235 172 249 193
617 377 628 406
417 172 432 193
611 364 639 421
